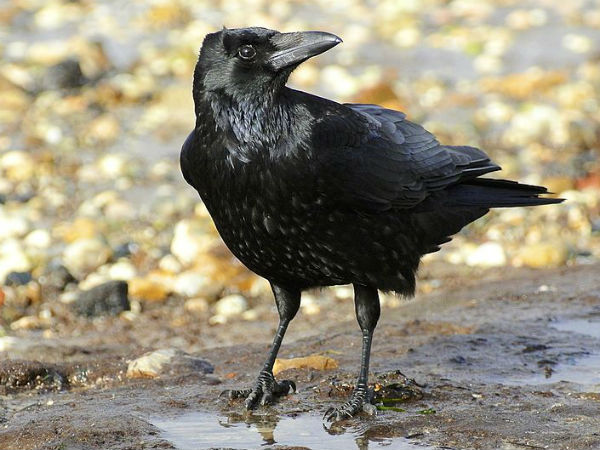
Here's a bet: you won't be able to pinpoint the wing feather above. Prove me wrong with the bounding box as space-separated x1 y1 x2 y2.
315 103 500 212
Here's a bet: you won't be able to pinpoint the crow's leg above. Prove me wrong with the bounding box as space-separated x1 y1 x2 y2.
324 284 380 422
223 283 300 409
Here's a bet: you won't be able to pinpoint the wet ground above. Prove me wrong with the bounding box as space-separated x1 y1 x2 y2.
1 262 599 450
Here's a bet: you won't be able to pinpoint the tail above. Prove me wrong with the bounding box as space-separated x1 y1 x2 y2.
446 178 564 208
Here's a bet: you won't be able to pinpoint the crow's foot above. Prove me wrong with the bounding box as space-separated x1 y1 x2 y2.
323 385 376 422
221 370 296 409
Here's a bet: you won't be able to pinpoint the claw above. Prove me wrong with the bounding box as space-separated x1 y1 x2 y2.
223 370 295 409
323 385 375 422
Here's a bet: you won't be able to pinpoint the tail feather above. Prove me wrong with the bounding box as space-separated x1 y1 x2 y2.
446 178 564 208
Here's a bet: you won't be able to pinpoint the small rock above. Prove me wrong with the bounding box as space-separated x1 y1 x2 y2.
184 297 209 314
72 280 129 317
214 294 248 318
97 153 130 178
170 219 216 266
0 240 31 284
0 212 30 240
514 243 569 268
158 254 183 274
107 260 137 281
41 262 76 290
0 150 35 182
129 275 170 302
465 242 507 267
24 229 52 249
126 348 213 379
9 314 49 331
113 242 139 259
173 271 211 298
4 271 32 287
54 217 99 243
62 237 112 279
300 294 321 315
41 58 86 90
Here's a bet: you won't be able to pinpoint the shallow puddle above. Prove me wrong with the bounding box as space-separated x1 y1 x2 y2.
552 318 600 339
504 317 600 389
152 411 432 450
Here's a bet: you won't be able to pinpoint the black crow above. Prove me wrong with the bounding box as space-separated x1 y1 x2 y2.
180 27 563 422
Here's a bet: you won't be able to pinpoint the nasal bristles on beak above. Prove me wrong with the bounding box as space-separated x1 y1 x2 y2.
267 31 342 71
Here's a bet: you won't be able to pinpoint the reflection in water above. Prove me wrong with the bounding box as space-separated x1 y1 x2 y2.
153 411 432 450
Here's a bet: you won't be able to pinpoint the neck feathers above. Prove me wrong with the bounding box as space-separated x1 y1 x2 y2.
199 89 298 163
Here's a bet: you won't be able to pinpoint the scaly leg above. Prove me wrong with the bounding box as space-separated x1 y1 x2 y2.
223 283 300 408
324 284 380 422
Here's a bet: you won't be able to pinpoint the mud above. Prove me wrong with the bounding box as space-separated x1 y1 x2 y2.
1 263 599 449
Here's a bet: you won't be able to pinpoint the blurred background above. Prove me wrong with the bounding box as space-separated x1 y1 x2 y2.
0 0 598 349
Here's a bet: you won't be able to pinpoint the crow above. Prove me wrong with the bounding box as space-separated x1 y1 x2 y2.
180 27 563 422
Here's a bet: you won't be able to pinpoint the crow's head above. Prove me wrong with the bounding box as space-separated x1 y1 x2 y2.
194 27 341 102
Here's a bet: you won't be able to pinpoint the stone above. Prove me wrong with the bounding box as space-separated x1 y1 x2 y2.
0 212 30 240
214 294 248 318
173 271 211 298
513 243 569 268
24 229 52 249
0 150 35 182
126 348 213 379
0 240 31 284
62 237 112 279
54 217 99 243
465 242 507 267
4 271 32 287
170 219 216 266
72 280 130 317
184 297 209 314
41 58 86 90
41 262 76 290
129 276 170 302
97 153 130 178
107 260 137 281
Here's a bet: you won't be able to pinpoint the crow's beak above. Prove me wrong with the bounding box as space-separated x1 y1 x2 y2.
267 31 342 71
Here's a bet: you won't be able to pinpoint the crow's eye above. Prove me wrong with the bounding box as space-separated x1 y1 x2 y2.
238 45 256 61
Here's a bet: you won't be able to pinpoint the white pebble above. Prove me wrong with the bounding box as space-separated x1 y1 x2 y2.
466 242 507 267
214 294 248 318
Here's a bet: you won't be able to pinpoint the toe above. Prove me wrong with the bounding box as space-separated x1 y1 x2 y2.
260 392 274 406
244 390 260 410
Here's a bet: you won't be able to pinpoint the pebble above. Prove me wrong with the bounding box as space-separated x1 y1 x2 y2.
0 150 35 182
72 280 130 317
62 237 112 279
41 58 86 90
173 271 211 298
170 219 215 266
24 229 52 249
159 254 183 274
41 262 76 290
184 297 209 314
97 153 130 178
0 239 32 284
214 294 248 317
9 314 49 331
129 276 170 302
126 348 213 379
107 260 137 281
4 271 33 287
513 243 569 268
465 242 507 267
0 213 30 240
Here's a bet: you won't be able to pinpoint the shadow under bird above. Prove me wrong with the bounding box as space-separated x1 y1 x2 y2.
180 27 563 422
